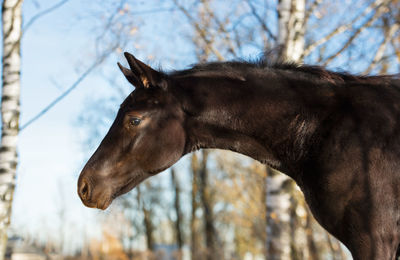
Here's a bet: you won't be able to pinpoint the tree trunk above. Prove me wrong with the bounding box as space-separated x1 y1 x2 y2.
265 167 292 260
137 186 154 252
191 153 200 260
0 0 23 259
199 150 218 260
277 0 306 62
289 187 309 260
143 206 154 252
261 167 268 258
171 168 183 258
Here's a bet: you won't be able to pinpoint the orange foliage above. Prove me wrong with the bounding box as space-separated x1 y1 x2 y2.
88 230 128 260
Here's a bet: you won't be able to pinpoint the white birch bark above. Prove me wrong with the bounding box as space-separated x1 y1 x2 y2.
277 0 306 62
266 168 292 260
0 0 23 259
265 0 306 259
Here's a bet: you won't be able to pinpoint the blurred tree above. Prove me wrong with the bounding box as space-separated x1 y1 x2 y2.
190 152 202 260
0 1 23 259
105 180 168 259
137 184 155 252
171 168 184 259
198 150 221 260
213 153 268 259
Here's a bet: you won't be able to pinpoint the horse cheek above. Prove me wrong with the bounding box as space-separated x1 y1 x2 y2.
157 122 186 169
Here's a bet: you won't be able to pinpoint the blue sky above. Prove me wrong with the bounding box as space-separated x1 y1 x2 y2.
12 0 122 249
11 0 197 251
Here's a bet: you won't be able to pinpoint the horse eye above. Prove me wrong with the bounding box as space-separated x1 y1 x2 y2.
130 117 141 126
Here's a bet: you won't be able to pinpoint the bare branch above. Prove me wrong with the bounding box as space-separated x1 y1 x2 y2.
391 38 400 64
23 0 70 34
302 24 348 58
303 0 323 27
246 0 276 41
94 0 127 56
302 0 388 59
173 0 225 61
364 23 400 74
322 0 391 66
202 1 238 57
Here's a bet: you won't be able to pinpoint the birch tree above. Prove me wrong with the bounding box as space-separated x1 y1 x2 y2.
265 1 306 259
0 0 23 259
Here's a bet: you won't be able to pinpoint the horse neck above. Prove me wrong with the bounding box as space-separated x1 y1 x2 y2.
173 70 333 175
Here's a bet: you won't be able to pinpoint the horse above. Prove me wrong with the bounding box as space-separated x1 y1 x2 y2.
78 52 400 259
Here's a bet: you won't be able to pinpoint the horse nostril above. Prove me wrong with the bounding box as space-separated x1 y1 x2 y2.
79 178 91 201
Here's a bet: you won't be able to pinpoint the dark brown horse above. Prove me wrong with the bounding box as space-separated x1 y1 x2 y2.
78 52 400 259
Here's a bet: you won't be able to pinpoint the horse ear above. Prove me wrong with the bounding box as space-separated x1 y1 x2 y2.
117 62 145 88
122 52 164 89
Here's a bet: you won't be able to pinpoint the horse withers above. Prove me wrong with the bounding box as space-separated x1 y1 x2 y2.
78 52 400 259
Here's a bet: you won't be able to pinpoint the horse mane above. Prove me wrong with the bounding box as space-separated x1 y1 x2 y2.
170 56 399 85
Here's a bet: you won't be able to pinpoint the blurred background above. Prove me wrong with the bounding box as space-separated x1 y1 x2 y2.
0 0 399 259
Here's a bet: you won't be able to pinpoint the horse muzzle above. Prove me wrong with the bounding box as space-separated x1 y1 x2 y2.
78 175 113 210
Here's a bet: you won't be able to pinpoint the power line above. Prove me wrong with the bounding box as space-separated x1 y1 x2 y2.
19 54 108 132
